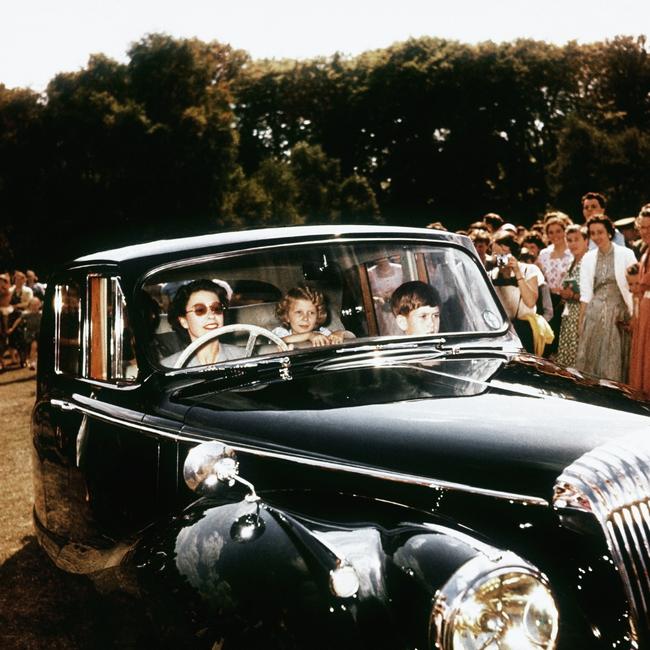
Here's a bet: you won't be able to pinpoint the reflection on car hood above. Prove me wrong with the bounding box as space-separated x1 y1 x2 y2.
183 355 650 501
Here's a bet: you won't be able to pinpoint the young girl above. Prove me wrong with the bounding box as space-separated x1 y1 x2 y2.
273 284 345 347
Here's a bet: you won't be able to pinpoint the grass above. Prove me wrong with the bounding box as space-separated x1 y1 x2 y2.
0 369 146 649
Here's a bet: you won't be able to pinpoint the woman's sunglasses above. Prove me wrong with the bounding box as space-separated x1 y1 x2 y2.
185 302 226 317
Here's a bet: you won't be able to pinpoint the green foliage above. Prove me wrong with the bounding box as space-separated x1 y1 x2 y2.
1 34 650 273
340 174 381 224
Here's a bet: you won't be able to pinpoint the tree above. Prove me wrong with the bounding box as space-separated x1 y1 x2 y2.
340 175 381 223
32 36 246 265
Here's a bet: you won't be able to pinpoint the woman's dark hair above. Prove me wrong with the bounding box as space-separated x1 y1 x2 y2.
492 232 521 259
168 279 229 336
522 233 545 251
586 215 615 238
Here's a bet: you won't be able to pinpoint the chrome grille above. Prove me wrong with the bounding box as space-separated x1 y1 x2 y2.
554 436 650 643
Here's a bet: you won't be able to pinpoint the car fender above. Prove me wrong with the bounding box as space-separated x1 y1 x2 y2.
128 492 506 649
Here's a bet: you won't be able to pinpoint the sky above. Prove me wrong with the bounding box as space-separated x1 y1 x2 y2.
1 0 648 92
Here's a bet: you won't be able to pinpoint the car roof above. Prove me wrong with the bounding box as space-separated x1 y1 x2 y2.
73 225 471 265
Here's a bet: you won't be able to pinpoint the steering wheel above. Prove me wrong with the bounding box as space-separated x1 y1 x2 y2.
173 324 289 369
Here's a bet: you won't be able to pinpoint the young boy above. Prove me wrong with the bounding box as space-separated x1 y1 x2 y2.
390 281 442 336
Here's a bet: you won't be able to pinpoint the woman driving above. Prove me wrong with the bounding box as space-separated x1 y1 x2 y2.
163 279 244 367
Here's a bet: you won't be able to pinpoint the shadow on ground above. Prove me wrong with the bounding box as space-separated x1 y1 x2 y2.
0 536 150 649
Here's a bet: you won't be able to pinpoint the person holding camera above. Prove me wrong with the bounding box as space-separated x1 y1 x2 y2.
489 232 551 354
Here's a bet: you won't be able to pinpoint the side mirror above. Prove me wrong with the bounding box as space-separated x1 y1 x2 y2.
183 441 259 501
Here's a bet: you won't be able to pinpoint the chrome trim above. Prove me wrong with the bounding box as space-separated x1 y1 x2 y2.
142 236 461 280
111 277 122 379
49 398 549 507
54 284 62 373
554 434 650 644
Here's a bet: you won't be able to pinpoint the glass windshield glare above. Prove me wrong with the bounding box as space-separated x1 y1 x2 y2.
141 240 505 369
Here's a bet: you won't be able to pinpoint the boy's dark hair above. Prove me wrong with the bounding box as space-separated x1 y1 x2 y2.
168 279 229 336
276 283 327 327
391 281 441 316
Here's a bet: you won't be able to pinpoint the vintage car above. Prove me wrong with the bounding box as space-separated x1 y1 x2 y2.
32 225 650 649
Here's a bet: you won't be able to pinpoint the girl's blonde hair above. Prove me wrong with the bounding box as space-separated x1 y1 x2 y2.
276 283 327 327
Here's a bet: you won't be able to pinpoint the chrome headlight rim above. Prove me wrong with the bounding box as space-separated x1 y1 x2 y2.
431 551 558 650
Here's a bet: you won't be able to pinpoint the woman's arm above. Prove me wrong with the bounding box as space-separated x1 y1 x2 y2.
509 259 538 308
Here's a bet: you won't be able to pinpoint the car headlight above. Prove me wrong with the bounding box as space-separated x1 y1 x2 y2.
431 551 558 649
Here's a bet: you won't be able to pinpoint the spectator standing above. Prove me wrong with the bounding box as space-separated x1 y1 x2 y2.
489 232 551 355
536 215 573 356
521 233 545 262
575 216 636 382
581 192 625 247
10 271 33 311
0 273 13 368
469 229 491 267
628 205 650 397
483 213 504 233
17 297 43 369
555 226 589 367
25 269 46 300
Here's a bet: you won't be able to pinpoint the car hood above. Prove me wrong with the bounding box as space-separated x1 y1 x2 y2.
182 354 650 502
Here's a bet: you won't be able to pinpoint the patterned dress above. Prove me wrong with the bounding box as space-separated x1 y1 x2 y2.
555 259 582 367
575 247 630 382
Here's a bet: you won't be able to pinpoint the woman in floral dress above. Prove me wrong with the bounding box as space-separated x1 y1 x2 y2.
555 225 589 367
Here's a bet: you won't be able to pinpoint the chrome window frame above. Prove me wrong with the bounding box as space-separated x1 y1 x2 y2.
54 274 135 384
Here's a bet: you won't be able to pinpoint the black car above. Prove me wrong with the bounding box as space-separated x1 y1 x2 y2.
32 225 650 649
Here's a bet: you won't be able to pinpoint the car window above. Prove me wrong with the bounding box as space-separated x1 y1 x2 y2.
55 275 137 382
142 240 506 370
55 281 83 376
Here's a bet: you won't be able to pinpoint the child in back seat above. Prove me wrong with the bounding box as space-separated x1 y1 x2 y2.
273 283 346 347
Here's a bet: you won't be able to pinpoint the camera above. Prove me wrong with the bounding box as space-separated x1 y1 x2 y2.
495 254 510 267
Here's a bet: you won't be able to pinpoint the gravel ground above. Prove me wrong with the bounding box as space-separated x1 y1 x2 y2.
0 368 141 649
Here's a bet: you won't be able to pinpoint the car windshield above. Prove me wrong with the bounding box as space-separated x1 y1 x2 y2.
141 239 506 369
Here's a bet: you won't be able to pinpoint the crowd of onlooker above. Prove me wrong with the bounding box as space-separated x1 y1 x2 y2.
0 269 45 371
2 193 649 400
433 191 650 398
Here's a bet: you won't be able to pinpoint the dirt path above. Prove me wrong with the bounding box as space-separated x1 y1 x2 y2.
0 370 132 649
